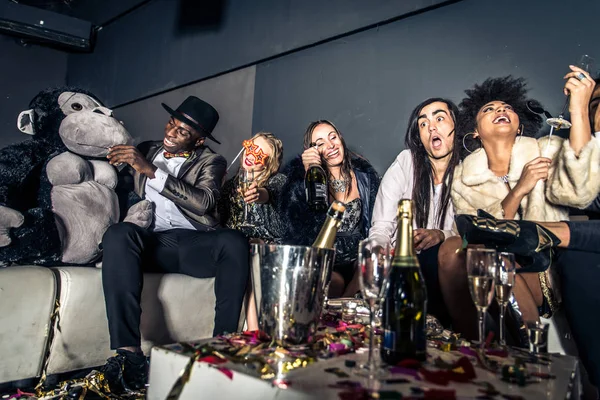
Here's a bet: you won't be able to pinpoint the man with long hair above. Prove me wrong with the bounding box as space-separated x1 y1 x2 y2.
369 98 460 325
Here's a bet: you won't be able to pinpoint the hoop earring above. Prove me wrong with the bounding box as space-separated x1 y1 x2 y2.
517 124 524 142
462 132 479 154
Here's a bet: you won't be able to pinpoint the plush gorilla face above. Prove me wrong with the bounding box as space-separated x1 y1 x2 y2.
57 92 133 157
17 88 133 157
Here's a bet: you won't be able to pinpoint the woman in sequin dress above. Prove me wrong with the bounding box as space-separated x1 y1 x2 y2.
279 120 380 298
219 132 286 243
219 132 286 330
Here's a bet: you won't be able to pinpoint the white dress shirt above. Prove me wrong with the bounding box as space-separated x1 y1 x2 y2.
144 151 195 232
368 149 456 248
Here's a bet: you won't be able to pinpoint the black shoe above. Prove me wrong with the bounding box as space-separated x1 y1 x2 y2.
100 349 149 394
454 210 561 273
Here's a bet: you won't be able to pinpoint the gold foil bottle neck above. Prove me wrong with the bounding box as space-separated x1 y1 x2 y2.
312 200 346 249
398 199 412 219
395 199 415 258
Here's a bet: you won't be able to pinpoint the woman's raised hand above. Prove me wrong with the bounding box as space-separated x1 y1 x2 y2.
513 157 551 197
301 146 322 172
564 65 596 115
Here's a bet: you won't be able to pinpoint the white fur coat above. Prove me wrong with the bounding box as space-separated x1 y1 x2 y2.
452 135 600 222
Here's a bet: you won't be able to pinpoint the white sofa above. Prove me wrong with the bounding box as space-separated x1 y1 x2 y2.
0 266 244 384
0 265 576 386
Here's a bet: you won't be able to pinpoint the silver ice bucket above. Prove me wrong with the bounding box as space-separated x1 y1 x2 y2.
250 244 336 344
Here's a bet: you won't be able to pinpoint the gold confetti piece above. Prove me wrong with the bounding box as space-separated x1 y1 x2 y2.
235 345 252 356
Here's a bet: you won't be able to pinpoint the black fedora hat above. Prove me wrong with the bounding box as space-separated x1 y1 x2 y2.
162 96 221 144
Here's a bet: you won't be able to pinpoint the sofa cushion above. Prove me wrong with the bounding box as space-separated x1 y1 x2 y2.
0 266 57 384
46 267 219 375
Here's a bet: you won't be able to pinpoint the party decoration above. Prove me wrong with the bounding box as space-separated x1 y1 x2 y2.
8 308 575 400
242 139 269 166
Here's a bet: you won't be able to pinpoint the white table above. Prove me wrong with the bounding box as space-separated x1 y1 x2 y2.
147 338 580 400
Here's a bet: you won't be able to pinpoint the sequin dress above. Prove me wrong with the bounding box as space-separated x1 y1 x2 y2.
219 173 286 243
334 197 362 264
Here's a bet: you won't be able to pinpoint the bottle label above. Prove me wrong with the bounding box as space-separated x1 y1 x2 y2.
383 329 396 351
315 183 327 199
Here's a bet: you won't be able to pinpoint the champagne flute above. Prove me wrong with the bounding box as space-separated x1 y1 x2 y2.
495 252 516 347
238 169 255 228
466 248 497 350
355 239 392 378
547 54 596 131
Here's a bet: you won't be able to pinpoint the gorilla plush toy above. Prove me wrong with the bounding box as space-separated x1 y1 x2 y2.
0 87 151 266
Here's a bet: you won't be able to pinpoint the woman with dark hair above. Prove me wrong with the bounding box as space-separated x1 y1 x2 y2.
438 69 600 340
369 98 460 326
279 120 379 298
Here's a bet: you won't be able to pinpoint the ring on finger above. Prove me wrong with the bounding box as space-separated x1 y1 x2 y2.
576 72 587 81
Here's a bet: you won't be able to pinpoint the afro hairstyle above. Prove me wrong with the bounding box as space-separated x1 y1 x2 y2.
458 76 544 157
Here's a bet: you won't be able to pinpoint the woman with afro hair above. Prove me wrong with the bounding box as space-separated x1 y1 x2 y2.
437 68 600 346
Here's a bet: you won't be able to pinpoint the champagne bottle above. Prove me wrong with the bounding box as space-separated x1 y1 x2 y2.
304 149 328 211
381 199 428 363
312 201 346 249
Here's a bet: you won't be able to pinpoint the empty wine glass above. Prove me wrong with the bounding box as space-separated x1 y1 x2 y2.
238 169 255 228
547 54 596 131
466 248 497 350
355 239 392 378
495 252 516 347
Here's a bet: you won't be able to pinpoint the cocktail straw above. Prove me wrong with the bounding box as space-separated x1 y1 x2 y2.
544 126 555 157
227 147 244 172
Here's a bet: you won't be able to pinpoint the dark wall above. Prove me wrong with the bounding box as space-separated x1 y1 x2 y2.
0 35 67 148
252 0 600 174
66 0 453 107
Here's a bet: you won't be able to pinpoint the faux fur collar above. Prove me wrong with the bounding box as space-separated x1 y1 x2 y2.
460 136 563 187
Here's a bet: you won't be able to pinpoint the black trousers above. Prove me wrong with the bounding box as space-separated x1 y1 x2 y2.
101 222 249 349
556 220 600 386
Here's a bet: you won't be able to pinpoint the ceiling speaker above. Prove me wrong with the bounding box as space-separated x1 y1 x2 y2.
0 1 93 51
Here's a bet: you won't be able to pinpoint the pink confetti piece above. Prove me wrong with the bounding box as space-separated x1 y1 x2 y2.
217 367 233 380
272 378 291 389
459 346 476 357
199 355 227 364
389 366 421 380
486 349 509 358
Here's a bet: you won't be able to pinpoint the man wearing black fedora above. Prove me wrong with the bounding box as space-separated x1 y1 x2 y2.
99 96 249 393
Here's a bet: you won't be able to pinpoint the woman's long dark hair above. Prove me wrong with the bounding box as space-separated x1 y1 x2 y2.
405 98 460 230
303 120 354 200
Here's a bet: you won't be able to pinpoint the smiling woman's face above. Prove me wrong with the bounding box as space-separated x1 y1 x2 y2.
474 100 520 142
310 123 344 167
